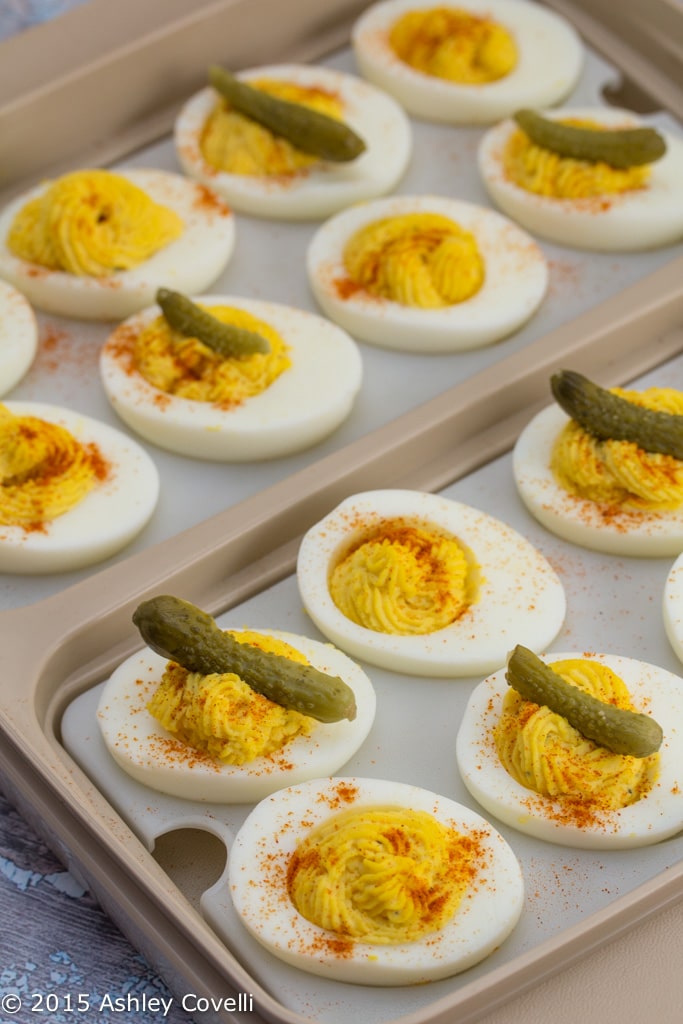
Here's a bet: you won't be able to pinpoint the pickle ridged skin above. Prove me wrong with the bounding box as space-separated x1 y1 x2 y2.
132 595 357 723
156 288 270 357
514 109 666 169
505 645 663 758
551 369 683 460
208 65 366 163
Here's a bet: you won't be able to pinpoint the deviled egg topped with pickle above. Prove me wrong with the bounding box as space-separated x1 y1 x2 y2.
514 370 683 555
479 107 683 251
97 595 376 803
174 63 412 219
100 288 363 460
457 645 683 849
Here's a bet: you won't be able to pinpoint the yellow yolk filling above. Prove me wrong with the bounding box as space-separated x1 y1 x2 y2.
494 658 659 810
287 805 481 944
343 213 485 308
147 631 315 765
328 520 476 635
389 6 517 83
503 120 651 198
7 170 183 277
551 387 683 510
200 78 344 176
0 404 105 528
132 305 292 404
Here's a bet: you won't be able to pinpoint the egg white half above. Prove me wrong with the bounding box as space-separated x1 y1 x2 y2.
306 194 548 352
99 295 363 461
174 63 412 220
0 401 159 573
228 775 524 984
456 651 683 849
0 279 38 396
296 488 566 676
663 552 683 667
513 403 683 557
97 630 376 804
0 170 236 321
479 107 683 251
352 0 584 124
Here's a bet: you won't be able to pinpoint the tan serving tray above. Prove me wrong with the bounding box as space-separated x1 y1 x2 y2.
1 1 682 1022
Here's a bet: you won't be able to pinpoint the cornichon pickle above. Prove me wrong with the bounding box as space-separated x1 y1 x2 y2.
514 108 666 168
505 644 663 758
551 369 683 460
132 594 357 723
156 288 270 357
208 65 366 162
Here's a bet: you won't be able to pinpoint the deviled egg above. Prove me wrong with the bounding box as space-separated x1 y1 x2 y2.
513 371 683 556
307 194 548 352
228 776 524 983
457 649 683 848
100 292 363 460
479 107 683 251
175 63 412 220
0 279 37 396
0 400 159 573
0 169 235 320
97 617 376 804
296 488 566 675
352 0 583 124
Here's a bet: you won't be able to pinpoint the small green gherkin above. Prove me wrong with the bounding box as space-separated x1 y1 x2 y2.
208 65 366 162
514 109 666 168
156 288 271 357
551 369 683 460
133 594 357 723
505 644 663 758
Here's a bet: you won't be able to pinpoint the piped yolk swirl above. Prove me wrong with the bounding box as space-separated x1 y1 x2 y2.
0 405 107 529
7 170 183 277
343 212 485 308
287 805 483 944
389 7 517 84
328 520 476 635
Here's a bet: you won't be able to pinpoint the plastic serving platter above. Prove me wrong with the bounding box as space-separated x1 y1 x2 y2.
0 2 682 1023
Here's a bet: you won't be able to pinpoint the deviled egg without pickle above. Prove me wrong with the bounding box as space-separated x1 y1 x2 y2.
228 776 524 984
306 194 548 352
0 168 235 320
0 279 37 396
352 0 584 124
0 401 159 573
297 488 566 675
